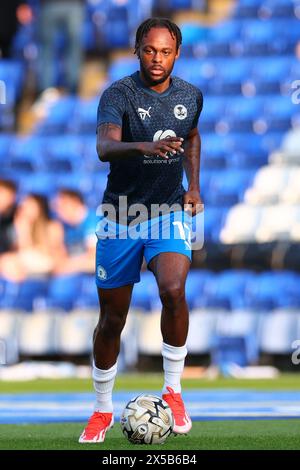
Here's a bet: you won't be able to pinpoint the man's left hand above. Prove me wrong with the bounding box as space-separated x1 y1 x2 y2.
183 190 204 216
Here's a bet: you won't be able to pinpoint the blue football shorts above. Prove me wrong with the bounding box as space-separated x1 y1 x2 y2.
95 211 192 289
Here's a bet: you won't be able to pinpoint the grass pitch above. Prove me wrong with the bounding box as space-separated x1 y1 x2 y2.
0 373 300 450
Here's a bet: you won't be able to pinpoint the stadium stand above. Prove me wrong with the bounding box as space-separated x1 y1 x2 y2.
1 0 300 371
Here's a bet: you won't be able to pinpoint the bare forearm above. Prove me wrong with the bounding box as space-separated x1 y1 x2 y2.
183 132 201 191
97 140 145 162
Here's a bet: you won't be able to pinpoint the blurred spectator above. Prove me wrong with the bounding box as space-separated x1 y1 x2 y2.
0 193 65 281
0 179 18 253
38 0 84 93
53 188 97 274
0 1 27 58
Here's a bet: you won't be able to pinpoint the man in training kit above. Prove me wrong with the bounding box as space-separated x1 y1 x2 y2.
79 17 203 443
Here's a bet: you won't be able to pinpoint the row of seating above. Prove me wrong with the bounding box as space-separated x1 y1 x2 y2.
0 307 299 363
233 0 300 19
221 202 300 244
1 270 300 312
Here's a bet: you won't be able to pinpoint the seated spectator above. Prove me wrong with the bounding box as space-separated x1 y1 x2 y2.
0 193 65 281
53 189 97 274
0 179 18 254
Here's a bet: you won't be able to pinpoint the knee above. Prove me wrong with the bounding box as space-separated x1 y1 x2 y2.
159 282 186 310
97 310 127 339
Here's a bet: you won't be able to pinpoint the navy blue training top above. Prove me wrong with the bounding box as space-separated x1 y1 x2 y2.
97 71 203 221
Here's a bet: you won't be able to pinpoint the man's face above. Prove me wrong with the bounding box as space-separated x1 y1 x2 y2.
137 27 180 86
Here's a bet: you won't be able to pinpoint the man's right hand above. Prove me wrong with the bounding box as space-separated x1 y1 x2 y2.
140 137 184 159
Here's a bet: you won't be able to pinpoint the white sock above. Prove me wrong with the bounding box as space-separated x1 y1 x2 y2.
162 342 187 394
92 361 117 413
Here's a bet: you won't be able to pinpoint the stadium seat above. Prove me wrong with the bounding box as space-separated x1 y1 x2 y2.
108 58 138 83
0 60 24 105
75 274 99 308
72 97 99 133
204 206 229 243
137 310 162 355
13 278 49 312
186 309 218 354
0 310 20 364
105 6 130 48
0 135 12 159
35 97 77 134
247 57 292 95
46 274 85 311
211 58 251 95
55 309 97 355
6 136 45 173
245 271 300 310
18 311 57 355
263 96 299 131
255 204 300 242
224 96 264 131
201 134 227 169
220 203 262 244
206 169 256 206
259 309 299 354
44 136 83 173
201 270 255 310
185 269 214 309
244 165 293 205
131 271 159 311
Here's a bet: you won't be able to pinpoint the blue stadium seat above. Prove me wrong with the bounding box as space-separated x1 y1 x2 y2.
75 274 99 308
202 270 255 310
225 133 268 169
233 0 262 18
211 58 251 95
260 0 298 18
263 95 299 130
224 97 264 131
72 97 99 133
108 58 138 82
204 206 230 243
173 58 210 89
181 23 209 46
201 134 227 169
46 274 84 311
185 269 214 309
13 279 49 312
245 271 300 310
200 96 227 131
0 135 12 159
0 60 24 105
206 169 256 206
5 136 45 173
44 136 83 173
131 271 159 311
18 172 56 198
249 57 293 94
35 97 77 134
105 6 130 48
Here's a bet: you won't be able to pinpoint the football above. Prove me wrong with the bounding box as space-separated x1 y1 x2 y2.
120 394 174 445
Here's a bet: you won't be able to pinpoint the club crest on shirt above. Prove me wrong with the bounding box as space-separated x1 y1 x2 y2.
97 265 107 280
174 104 187 120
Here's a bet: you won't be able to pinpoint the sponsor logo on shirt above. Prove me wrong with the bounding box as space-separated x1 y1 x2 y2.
138 107 152 120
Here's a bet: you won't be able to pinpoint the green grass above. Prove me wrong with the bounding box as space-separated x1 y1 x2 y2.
1 373 300 450
1 372 300 394
0 420 300 450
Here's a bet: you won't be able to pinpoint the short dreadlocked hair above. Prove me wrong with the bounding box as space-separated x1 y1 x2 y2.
134 17 182 54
